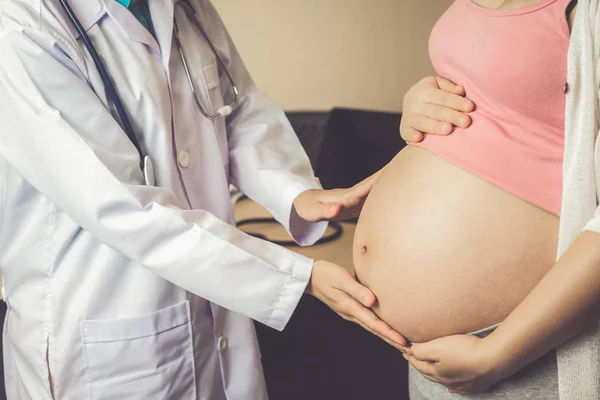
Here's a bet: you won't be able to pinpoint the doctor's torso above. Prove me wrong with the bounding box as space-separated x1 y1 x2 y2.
0 1 268 399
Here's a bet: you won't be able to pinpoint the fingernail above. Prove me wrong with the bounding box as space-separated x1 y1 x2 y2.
412 133 420 142
459 117 468 126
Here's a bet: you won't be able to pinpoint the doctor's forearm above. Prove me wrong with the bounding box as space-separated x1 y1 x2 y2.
484 230 600 377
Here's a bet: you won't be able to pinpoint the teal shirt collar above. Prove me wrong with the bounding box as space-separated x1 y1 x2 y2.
115 0 156 38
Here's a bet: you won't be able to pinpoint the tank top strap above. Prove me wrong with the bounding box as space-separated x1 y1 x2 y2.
547 0 577 38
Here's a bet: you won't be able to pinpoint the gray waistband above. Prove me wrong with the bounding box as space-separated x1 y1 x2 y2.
468 322 502 338
408 322 502 346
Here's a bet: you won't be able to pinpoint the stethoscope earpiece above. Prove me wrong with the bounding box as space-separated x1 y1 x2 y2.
217 106 233 117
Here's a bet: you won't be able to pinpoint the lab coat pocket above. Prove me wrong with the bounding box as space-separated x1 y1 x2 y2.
80 301 196 400
201 63 230 178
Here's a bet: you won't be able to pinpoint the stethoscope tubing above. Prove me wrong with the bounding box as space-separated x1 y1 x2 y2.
59 0 145 170
59 0 240 185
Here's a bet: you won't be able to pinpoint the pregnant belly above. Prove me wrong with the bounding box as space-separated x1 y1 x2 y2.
353 146 559 343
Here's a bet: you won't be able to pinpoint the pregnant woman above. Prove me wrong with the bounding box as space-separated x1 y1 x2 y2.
354 0 600 398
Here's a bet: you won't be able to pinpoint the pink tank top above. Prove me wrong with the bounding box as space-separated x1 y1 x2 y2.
417 0 571 215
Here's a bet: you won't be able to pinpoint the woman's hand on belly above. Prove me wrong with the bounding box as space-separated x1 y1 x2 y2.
400 76 474 143
405 334 503 395
306 259 410 352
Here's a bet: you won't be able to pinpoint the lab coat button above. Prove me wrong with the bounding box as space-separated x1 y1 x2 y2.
178 151 190 168
217 336 228 353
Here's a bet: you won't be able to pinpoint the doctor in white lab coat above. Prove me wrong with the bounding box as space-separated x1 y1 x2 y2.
0 0 406 399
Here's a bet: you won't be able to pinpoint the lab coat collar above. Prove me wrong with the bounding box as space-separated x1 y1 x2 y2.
57 0 105 34
103 0 161 55
104 0 176 74
61 0 175 64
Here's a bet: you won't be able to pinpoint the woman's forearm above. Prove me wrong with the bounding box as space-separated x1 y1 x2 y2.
485 230 600 378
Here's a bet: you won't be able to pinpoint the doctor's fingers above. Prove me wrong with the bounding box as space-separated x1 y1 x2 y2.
332 272 376 307
351 169 384 192
334 295 407 346
341 171 384 200
351 315 411 352
301 200 340 222
317 172 384 209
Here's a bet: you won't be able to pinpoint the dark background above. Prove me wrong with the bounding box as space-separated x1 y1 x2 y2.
256 109 409 400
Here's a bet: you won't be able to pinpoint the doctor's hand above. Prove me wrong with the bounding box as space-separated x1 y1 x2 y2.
293 170 383 222
306 259 410 352
400 76 474 143
405 334 507 395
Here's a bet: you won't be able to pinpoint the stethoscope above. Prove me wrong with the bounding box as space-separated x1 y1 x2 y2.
59 0 344 247
58 0 239 186
237 215 344 247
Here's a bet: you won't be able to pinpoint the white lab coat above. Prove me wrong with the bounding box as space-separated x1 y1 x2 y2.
0 0 327 399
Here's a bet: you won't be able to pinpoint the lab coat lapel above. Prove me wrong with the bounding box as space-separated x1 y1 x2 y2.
149 0 176 75
102 0 161 55
51 0 106 38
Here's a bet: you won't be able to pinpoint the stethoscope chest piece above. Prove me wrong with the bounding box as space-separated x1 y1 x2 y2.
143 155 156 186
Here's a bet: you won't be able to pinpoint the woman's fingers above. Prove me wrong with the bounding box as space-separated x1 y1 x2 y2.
418 103 472 128
430 85 473 112
420 372 445 384
410 342 440 363
400 76 475 143
401 102 472 142
434 77 464 95
404 353 439 377
403 115 454 138
401 126 424 143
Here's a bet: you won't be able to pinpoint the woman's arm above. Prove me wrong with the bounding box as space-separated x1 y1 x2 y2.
485 230 600 380
405 4 585 393
405 231 600 395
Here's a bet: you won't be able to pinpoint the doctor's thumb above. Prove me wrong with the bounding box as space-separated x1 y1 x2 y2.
352 283 377 308
313 203 339 221
360 290 377 308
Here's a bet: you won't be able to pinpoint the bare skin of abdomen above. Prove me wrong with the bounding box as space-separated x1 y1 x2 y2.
353 146 559 344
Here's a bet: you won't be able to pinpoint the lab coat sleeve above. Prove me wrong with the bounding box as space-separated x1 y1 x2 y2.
200 0 328 246
0 30 310 331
